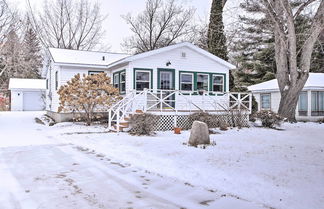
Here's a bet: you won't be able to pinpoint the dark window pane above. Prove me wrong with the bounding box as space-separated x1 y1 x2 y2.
180 74 192 83
136 82 150 90
120 73 125 82
121 83 126 92
213 76 223 84
213 84 223 92
136 71 150 81
181 83 192 91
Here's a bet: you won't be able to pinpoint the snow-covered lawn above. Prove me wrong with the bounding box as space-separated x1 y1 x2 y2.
1 111 324 209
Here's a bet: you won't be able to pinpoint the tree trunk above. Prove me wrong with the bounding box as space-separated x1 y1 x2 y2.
278 89 300 122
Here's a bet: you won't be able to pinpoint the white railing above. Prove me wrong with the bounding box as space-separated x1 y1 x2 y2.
108 89 252 131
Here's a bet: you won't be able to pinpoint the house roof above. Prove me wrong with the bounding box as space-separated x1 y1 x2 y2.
48 48 130 66
248 73 324 92
108 42 236 69
9 78 46 90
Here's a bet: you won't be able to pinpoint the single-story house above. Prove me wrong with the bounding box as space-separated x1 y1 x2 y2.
43 42 252 130
9 78 46 111
248 73 324 121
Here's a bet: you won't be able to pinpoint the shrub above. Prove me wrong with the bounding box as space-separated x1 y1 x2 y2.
188 112 214 127
255 110 283 128
58 73 121 125
129 113 158 136
317 118 324 124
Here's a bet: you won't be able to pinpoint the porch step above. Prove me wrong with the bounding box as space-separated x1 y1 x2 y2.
135 109 144 114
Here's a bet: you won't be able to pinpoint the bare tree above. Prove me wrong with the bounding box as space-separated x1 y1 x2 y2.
28 0 106 50
122 0 195 53
258 0 324 121
0 0 18 43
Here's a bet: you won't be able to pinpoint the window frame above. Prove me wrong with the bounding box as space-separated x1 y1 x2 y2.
298 91 308 116
55 71 58 90
88 70 105 75
212 74 225 93
133 68 152 91
260 93 271 110
120 71 126 93
311 91 324 116
113 73 119 89
196 73 209 91
179 72 194 92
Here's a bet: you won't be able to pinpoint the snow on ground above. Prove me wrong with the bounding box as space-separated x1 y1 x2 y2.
1 111 324 209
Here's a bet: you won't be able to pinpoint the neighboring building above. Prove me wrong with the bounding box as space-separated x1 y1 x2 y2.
43 42 251 130
248 73 324 121
9 78 46 111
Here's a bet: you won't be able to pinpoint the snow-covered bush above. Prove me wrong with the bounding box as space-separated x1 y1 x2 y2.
58 73 121 125
317 118 324 124
129 113 158 135
188 112 214 128
255 110 283 128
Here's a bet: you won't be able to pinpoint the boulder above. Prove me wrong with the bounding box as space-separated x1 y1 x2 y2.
189 121 210 146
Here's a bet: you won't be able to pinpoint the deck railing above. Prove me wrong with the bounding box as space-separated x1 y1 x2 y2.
108 89 252 131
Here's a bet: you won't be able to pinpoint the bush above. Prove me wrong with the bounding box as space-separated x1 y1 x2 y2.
317 118 324 124
255 110 283 128
129 113 158 136
188 112 213 127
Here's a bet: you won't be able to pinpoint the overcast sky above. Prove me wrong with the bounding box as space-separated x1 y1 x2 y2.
9 0 241 52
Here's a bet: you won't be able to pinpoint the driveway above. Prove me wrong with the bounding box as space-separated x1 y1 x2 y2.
0 112 266 209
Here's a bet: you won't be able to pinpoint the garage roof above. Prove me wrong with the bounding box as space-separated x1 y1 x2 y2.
9 78 46 90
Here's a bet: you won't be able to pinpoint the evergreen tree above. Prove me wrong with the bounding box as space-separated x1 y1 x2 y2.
233 1 323 88
0 30 24 89
22 21 42 79
207 0 228 61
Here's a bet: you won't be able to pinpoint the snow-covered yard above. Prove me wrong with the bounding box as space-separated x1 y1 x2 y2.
1 111 323 209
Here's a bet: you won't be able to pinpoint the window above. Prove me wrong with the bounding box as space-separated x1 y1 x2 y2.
55 71 58 90
135 70 151 90
298 92 308 116
88 71 104 75
260 93 271 110
197 74 209 91
113 73 119 89
311 91 324 116
212 75 224 92
46 79 48 90
180 73 193 91
120 72 126 93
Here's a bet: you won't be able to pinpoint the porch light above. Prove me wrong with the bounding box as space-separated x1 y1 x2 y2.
166 61 171 66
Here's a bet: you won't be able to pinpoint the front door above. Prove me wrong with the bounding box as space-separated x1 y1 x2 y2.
158 69 175 108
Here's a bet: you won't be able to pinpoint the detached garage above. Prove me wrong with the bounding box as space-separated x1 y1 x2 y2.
9 78 46 111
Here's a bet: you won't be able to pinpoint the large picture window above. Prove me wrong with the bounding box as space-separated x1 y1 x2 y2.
311 91 324 116
197 74 209 91
212 75 224 92
260 93 271 110
180 73 193 91
298 92 308 116
135 70 151 90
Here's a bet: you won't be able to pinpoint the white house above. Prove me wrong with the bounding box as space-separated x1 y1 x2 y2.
43 42 251 129
9 78 46 111
248 73 324 121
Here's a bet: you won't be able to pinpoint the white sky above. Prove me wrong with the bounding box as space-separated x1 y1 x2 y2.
9 0 241 52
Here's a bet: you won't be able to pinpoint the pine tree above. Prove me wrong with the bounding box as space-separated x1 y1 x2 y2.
233 1 323 89
207 0 228 61
22 21 42 79
0 30 25 89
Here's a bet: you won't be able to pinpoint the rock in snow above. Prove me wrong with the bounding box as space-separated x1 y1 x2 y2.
189 121 210 146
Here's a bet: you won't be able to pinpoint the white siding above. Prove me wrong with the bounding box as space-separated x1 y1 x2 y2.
128 46 230 92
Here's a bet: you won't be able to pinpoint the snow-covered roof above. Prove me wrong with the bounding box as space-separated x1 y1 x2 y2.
9 78 46 90
48 48 130 66
248 73 324 92
108 42 236 69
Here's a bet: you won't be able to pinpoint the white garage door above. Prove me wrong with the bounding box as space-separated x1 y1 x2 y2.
23 91 44 111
